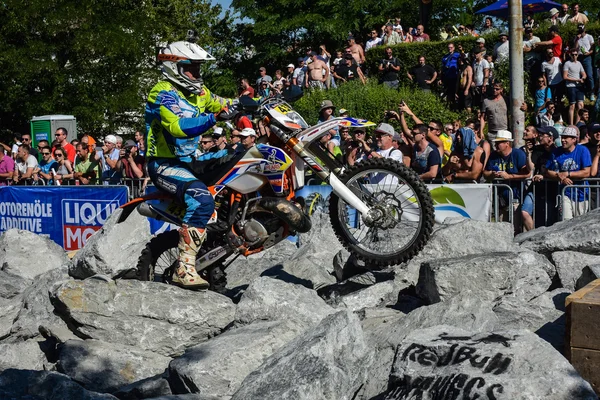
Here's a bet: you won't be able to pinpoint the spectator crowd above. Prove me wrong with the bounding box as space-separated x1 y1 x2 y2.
2 3 600 234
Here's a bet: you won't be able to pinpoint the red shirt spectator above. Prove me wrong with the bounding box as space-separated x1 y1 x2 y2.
53 127 76 163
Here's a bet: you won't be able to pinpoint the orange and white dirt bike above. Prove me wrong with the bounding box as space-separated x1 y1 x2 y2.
118 94 434 293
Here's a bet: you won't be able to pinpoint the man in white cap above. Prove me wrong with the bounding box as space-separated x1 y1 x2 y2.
483 130 530 227
212 126 227 151
95 134 122 183
238 128 258 150
544 125 592 219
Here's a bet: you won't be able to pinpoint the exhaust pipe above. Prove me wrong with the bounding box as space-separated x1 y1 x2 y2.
252 197 312 233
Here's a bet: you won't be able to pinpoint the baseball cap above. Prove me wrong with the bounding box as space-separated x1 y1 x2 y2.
123 139 137 148
239 128 257 137
339 108 348 115
287 63 295 69
213 126 223 136
344 53 354 60
549 7 559 16
499 31 508 37
537 126 559 140
392 133 402 142
297 57 304 63
104 135 117 145
560 125 579 138
492 130 513 142
375 123 395 136
347 35 355 41
309 51 317 56
589 122 600 134
259 67 266 72
476 38 485 44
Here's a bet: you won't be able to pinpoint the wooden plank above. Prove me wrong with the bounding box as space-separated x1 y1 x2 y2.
566 279 600 356
570 347 600 395
566 279 600 307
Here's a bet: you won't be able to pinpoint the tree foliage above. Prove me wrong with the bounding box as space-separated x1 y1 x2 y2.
0 0 222 138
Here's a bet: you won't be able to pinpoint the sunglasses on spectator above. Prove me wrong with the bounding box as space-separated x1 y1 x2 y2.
55 153 64 158
354 131 365 135
428 126 439 131
22 138 31 142
201 140 214 144
42 152 51 155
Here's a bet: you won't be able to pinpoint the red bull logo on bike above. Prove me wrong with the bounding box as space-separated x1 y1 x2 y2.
62 199 120 250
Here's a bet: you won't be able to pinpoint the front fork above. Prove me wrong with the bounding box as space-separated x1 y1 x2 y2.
285 137 378 224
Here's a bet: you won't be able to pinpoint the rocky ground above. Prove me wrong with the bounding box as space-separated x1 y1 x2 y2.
1 207 600 399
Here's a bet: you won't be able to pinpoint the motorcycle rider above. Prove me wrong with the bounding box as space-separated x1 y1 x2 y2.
145 41 234 290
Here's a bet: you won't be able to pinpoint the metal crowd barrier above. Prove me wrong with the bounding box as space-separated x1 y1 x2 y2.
489 178 600 232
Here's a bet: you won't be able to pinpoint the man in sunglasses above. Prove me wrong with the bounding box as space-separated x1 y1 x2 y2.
20 133 38 159
53 127 76 163
35 147 58 183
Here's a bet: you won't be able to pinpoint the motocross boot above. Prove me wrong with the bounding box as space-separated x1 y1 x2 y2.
172 225 209 290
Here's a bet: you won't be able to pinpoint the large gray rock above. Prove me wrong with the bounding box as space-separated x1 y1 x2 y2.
375 325 596 400
0 297 21 340
0 369 118 399
359 293 498 399
551 251 600 291
113 373 172 400
515 208 600 255
51 277 235 357
7 266 71 342
492 295 565 350
336 281 400 312
231 310 372 400
0 339 48 372
57 339 171 393
0 229 69 280
0 269 31 299
416 251 553 304
169 320 305 397
70 209 151 279
234 277 335 327
224 239 299 291
395 219 516 286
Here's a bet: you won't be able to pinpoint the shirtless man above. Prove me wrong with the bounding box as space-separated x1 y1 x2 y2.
347 35 366 67
306 51 329 90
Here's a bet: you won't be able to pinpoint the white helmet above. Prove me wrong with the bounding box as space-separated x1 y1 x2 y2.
157 41 216 94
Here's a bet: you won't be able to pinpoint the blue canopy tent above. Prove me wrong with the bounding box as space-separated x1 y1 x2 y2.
475 0 560 18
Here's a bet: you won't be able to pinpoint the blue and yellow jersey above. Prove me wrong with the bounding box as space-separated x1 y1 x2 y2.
145 81 233 161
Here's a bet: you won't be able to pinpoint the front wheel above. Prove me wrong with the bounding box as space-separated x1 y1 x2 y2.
329 158 434 268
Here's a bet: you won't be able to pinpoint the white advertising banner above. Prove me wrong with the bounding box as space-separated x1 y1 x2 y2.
296 183 492 223
426 184 492 223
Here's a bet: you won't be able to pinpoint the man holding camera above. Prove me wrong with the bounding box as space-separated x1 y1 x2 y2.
378 47 401 89
119 140 145 179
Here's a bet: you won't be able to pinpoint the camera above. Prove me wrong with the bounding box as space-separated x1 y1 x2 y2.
124 147 132 157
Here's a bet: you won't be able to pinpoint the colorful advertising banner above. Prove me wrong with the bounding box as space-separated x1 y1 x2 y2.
0 186 129 250
296 184 492 223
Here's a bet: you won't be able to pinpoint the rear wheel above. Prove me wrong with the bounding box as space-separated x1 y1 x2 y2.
136 230 228 293
329 158 434 268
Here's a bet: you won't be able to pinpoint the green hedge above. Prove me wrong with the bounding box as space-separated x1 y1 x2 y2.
292 80 463 134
